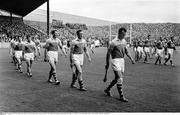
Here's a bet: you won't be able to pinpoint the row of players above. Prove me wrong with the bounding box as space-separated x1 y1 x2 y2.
9 28 176 103
9 28 135 102
132 35 176 66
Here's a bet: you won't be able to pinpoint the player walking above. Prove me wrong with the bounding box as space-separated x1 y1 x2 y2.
44 30 67 85
70 30 91 91
14 36 24 73
104 28 135 102
23 35 36 77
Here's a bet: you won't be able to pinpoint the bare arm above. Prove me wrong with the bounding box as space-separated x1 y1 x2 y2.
105 47 111 70
125 46 135 64
58 40 67 57
84 44 91 63
69 43 74 65
103 46 112 82
43 40 49 49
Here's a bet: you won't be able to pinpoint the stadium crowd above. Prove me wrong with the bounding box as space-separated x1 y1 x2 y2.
0 17 46 42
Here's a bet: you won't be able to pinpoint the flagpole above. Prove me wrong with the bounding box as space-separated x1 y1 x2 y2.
109 23 111 41
130 23 132 45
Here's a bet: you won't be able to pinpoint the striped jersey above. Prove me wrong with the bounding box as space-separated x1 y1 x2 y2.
71 38 87 54
109 38 127 59
24 41 36 53
45 38 61 51
14 42 24 51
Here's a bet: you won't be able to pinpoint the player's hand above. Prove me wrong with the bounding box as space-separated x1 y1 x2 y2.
44 57 48 62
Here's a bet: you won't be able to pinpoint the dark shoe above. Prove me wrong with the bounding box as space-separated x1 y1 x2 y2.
70 84 77 88
29 73 32 77
19 69 23 73
119 97 128 102
78 81 86 91
47 79 53 83
104 89 112 97
79 87 87 91
55 81 60 85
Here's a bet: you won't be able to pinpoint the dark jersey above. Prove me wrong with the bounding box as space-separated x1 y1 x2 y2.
71 38 87 54
14 42 24 51
45 38 61 51
138 41 144 47
144 39 150 47
167 40 175 49
133 40 138 48
156 41 163 49
109 39 127 59
24 41 36 53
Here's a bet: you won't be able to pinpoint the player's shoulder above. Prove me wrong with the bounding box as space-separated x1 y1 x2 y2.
82 39 87 43
71 38 78 44
56 38 61 43
31 41 35 45
46 38 52 42
109 40 116 47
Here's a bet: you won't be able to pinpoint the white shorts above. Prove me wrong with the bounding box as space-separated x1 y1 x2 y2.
90 44 95 49
72 54 84 66
167 48 174 58
133 47 137 52
137 47 144 53
63 45 67 49
111 58 125 73
156 49 164 57
15 51 23 59
144 47 150 53
47 51 58 63
24 53 34 61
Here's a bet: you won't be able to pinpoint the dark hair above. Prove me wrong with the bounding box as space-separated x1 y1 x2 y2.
26 35 30 39
51 30 57 35
118 28 126 34
76 30 82 35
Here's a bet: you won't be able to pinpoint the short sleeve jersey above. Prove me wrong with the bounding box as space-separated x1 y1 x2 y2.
156 41 163 49
14 42 24 51
71 38 87 54
45 38 61 51
24 41 36 53
133 40 138 47
109 39 127 59
138 40 144 47
144 39 150 47
167 40 175 49
10 39 16 49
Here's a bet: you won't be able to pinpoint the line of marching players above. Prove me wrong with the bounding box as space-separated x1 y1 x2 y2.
8 28 176 103
132 35 176 66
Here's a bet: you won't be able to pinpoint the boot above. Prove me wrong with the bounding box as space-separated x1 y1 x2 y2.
170 60 174 66
79 81 87 91
104 79 117 97
70 74 77 88
117 84 128 102
52 73 60 85
47 70 53 83
18 65 23 73
159 58 161 65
